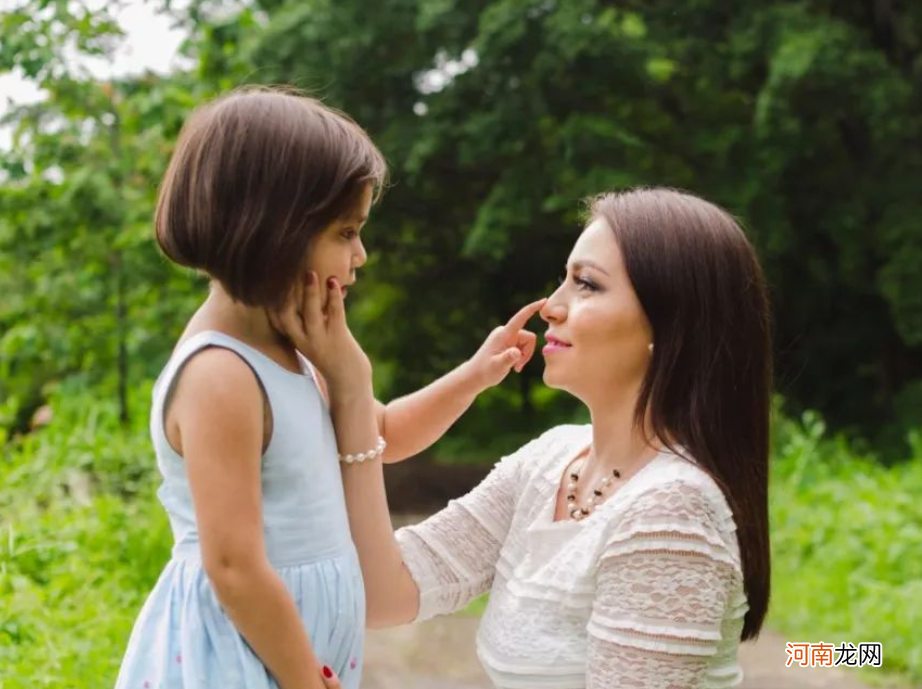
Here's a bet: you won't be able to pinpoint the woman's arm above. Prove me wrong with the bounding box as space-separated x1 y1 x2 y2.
585 481 742 688
269 277 547 628
330 384 421 628
334 402 554 628
172 349 326 689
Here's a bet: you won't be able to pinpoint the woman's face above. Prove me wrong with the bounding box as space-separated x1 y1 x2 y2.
539 217 653 404
303 184 373 309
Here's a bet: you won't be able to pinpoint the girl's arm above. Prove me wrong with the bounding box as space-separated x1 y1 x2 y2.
371 361 482 463
316 362 483 464
171 348 327 689
313 299 547 463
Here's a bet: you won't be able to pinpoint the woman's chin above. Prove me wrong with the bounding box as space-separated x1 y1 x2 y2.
541 368 563 389
542 369 582 399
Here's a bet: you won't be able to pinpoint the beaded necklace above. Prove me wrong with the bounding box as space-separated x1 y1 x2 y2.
565 453 622 521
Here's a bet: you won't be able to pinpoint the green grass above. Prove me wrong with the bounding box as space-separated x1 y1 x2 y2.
767 410 922 686
457 593 489 617
0 385 171 688
1 389 920 687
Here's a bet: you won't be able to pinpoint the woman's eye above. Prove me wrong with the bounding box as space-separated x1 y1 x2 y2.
559 273 597 291
342 229 359 240
575 276 598 291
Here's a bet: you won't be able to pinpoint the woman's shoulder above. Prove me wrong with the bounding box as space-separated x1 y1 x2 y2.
530 423 592 454
499 423 592 476
614 449 739 545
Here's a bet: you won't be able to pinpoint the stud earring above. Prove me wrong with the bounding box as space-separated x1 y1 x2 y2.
648 343 654 353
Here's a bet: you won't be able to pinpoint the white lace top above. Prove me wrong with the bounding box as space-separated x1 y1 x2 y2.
395 424 748 689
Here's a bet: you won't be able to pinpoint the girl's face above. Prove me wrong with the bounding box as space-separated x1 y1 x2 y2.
539 217 653 405
303 184 373 309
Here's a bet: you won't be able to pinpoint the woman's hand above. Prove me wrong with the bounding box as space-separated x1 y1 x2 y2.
319 664 341 689
466 298 547 390
268 271 372 397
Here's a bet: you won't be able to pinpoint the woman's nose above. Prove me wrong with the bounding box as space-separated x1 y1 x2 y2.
540 290 566 323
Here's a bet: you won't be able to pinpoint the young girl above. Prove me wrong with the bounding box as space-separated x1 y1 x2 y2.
115 87 544 689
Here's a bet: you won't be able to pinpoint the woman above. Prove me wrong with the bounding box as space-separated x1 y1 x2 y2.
276 187 771 688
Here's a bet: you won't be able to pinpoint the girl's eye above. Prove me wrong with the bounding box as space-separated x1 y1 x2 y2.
342 229 359 241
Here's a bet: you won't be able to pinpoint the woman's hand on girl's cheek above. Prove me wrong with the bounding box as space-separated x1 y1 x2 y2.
319 664 341 689
267 271 372 393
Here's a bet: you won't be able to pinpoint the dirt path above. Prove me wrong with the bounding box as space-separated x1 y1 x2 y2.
362 615 887 689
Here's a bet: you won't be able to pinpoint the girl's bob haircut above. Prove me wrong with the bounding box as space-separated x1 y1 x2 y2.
155 86 387 307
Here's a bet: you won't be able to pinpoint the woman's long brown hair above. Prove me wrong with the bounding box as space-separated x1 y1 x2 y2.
592 187 772 641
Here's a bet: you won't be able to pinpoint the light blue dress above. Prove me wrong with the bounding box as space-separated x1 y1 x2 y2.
115 331 365 689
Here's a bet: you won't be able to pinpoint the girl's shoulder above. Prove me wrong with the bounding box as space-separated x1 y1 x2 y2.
156 332 260 397
169 346 263 405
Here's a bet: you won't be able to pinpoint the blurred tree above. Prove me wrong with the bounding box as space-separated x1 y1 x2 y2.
0 0 204 430
3 0 922 452
190 0 922 446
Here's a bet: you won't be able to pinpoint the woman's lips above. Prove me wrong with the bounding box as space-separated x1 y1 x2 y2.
542 337 572 356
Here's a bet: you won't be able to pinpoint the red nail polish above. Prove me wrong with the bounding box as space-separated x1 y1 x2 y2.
322 665 333 679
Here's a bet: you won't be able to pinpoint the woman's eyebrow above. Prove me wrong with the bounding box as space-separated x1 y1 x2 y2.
568 259 610 276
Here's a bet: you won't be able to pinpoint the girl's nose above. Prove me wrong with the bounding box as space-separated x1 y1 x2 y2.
354 240 368 268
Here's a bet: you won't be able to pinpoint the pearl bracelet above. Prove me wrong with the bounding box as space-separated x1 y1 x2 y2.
339 436 387 464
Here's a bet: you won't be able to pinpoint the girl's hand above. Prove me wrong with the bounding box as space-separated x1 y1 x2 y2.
268 272 372 396
467 298 547 390
319 665 341 689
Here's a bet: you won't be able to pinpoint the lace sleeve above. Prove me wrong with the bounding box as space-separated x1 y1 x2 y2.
586 481 742 689
395 430 555 622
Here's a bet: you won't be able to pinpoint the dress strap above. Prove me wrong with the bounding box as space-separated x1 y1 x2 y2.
150 331 283 458
298 355 329 407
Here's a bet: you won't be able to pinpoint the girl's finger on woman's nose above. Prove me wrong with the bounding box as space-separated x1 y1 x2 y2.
504 298 547 336
515 330 537 372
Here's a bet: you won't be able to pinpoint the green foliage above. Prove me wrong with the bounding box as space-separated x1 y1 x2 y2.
223 0 922 443
0 387 171 688
2 391 920 685
3 0 922 446
0 1 209 432
2 1 921 687
769 404 922 684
